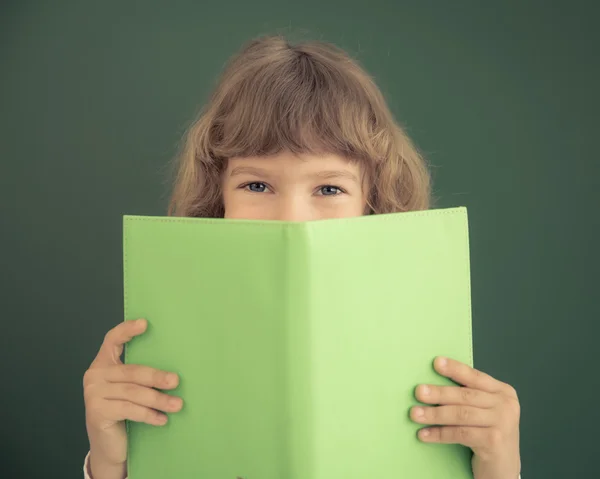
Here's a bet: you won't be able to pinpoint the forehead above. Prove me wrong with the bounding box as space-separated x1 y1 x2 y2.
226 151 363 177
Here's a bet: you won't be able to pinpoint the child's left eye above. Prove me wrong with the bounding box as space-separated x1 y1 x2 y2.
317 185 343 196
244 182 269 193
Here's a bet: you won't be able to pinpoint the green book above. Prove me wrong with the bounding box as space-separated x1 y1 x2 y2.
124 207 474 478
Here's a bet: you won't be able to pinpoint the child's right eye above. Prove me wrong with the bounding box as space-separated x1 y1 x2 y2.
244 182 269 193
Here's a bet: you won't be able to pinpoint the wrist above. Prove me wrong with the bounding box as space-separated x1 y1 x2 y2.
473 453 520 479
88 451 126 479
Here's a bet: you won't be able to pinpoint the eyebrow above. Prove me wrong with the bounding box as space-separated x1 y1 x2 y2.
229 166 359 183
229 166 270 177
314 170 359 183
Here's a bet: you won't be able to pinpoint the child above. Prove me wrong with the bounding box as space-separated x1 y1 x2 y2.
82 35 521 479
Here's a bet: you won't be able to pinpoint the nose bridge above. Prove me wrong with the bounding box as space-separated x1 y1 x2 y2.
277 192 312 222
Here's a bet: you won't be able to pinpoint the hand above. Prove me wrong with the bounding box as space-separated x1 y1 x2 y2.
83 319 183 479
411 357 521 479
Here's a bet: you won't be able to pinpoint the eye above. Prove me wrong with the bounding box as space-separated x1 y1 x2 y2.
244 182 269 193
317 185 343 196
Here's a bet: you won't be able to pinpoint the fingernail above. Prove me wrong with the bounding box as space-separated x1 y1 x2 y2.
438 357 447 368
157 414 168 425
420 385 430 396
413 407 425 418
169 397 183 409
166 373 178 385
420 428 430 438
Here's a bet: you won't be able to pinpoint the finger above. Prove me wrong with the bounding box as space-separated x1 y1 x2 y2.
418 426 491 449
93 319 148 367
411 405 495 427
104 383 183 413
415 384 498 408
103 364 179 390
434 357 505 394
103 399 169 426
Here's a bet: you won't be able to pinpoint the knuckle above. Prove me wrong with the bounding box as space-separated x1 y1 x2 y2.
143 387 162 407
157 392 172 410
121 364 137 381
153 369 168 387
103 329 115 346
83 382 99 402
121 400 135 418
103 323 126 345
123 382 139 397
505 384 518 399
83 370 103 399
458 427 471 442
487 428 504 449
457 406 469 421
439 426 451 443
460 387 476 403
504 396 521 419
82 368 96 387
111 364 125 382
428 386 440 401
85 397 105 420
145 408 159 423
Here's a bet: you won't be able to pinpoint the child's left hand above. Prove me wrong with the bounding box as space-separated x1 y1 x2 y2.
411 357 521 479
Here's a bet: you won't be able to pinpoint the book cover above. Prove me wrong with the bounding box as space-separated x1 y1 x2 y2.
124 207 473 478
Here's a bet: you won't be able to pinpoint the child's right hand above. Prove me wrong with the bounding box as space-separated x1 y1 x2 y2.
83 319 183 479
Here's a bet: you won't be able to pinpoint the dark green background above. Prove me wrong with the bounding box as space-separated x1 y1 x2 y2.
1 1 598 478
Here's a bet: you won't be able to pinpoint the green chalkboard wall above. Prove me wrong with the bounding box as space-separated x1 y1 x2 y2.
1 1 598 478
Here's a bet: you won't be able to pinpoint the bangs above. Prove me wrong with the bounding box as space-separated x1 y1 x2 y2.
206 45 383 165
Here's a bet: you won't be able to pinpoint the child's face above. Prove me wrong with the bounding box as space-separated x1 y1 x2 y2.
222 151 367 221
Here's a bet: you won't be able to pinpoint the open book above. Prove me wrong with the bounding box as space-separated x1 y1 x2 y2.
123 207 473 478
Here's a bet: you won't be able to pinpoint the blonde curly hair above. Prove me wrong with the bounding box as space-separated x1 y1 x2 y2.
169 35 430 217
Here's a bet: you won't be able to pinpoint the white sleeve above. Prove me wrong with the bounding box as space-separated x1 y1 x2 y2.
83 452 92 479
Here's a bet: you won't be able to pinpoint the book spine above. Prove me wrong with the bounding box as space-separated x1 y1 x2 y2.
122 216 132 479
284 223 314 479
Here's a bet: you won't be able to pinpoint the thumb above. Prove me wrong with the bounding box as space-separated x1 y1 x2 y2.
92 319 148 367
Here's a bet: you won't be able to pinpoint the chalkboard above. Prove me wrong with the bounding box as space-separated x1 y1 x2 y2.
1 1 598 478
